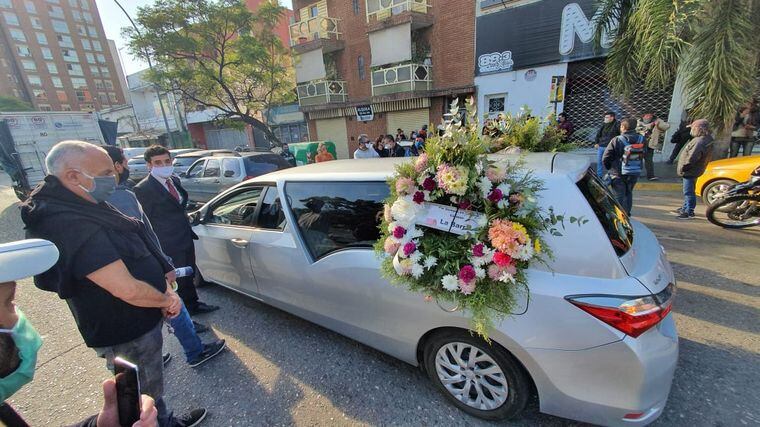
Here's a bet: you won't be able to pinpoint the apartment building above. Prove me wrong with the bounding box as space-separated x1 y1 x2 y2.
0 0 127 112
290 0 475 159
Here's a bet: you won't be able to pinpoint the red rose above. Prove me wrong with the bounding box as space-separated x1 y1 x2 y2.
488 188 503 203
458 199 472 210
392 226 406 239
493 251 513 267
458 265 477 284
403 241 417 257
413 191 425 204
472 243 485 257
422 177 436 192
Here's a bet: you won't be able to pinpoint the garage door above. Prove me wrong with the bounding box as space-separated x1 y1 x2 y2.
386 108 430 137
206 128 248 150
315 117 348 159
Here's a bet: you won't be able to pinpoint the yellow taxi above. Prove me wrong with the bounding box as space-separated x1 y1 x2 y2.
697 154 760 205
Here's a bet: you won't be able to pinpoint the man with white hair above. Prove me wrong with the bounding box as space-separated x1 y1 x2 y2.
353 134 379 159
19 141 207 427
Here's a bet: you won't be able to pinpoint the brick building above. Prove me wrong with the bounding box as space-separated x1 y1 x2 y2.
0 0 128 112
290 0 475 159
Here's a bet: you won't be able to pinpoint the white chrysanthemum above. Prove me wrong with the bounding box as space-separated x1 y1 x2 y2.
475 160 484 175
409 250 423 262
408 226 424 240
497 198 510 210
411 263 424 279
514 242 535 261
498 271 516 283
441 275 459 291
424 256 438 269
497 182 512 196
474 266 486 279
391 196 421 226
477 176 492 199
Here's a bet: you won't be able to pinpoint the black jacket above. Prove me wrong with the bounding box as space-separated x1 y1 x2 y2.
383 145 406 158
677 135 714 178
602 131 641 178
595 120 620 147
134 175 197 255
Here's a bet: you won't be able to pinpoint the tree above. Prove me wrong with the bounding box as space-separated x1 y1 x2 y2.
0 96 33 112
595 0 760 129
126 0 294 144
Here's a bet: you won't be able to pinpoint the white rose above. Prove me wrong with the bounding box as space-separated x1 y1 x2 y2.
441 275 459 291
391 196 421 227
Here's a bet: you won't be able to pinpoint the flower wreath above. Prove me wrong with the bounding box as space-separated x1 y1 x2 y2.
375 100 562 339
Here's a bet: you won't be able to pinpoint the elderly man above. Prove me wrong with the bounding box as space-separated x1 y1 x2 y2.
353 134 379 159
676 119 714 219
20 141 207 427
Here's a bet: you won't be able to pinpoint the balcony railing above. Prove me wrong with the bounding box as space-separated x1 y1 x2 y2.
297 80 348 107
289 16 341 46
366 0 431 22
371 63 432 96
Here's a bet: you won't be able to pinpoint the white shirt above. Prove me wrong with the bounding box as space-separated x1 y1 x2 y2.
154 172 185 204
354 147 379 159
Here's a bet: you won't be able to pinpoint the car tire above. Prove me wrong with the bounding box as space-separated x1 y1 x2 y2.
702 179 737 206
423 330 530 421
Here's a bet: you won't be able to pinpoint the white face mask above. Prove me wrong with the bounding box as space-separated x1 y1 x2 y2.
151 166 174 179
604 117 614 124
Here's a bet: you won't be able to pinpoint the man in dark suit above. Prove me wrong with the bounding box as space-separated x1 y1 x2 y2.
134 145 219 316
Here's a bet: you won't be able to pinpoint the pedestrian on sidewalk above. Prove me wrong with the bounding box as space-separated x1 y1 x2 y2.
666 118 692 164
729 106 757 157
102 145 226 368
557 112 575 143
594 112 620 177
636 111 670 181
676 119 714 220
602 118 644 216
353 134 379 159
20 141 207 426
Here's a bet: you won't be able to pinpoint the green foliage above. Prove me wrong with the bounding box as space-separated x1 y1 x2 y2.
126 0 294 142
0 96 33 112
597 0 760 130
483 108 573 152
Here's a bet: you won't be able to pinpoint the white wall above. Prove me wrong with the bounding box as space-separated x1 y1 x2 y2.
476 62 568 120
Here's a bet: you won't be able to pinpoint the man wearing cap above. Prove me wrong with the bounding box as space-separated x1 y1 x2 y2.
675 119 714 219
353 134 379 159
19 141 206 426
0 239 158 426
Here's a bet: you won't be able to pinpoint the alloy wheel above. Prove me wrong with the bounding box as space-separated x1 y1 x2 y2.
434 342 509 410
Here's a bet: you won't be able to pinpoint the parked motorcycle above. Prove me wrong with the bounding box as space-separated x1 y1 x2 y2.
706 167 760 229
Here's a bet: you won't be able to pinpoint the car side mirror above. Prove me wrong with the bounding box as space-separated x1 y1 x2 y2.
179 172 187 178
188 210 203 226
224 170 235 178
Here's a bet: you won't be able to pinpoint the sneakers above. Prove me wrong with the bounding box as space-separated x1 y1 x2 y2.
672 208 684 215
676 211 695 220
163 353 172 366
192 320 210 334
188 339 226 368
175 408 207 427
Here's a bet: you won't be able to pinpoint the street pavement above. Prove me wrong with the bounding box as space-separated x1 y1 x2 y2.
1 173 758 426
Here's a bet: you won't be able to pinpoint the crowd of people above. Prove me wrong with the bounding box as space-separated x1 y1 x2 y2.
352 126 431 160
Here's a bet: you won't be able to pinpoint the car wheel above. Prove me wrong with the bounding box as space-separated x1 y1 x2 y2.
702 179 737 206
423 330 530 421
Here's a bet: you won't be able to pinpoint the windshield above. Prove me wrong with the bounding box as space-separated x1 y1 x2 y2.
174 157 200 167
576 171 634 256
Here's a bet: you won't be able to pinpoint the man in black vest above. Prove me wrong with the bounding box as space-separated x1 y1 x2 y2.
134 146 219 316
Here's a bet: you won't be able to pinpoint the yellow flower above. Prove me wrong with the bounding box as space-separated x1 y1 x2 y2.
534 239 542 254
511 222 528 236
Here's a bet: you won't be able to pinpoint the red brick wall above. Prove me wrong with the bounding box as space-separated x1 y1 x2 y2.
246 0 294 48
345 113 389 157
428 0 476 90
327 1 374 101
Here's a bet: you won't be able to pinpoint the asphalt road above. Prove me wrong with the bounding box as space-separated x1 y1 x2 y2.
1 174 758 426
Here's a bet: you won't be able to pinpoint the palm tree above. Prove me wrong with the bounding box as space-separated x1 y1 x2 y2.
594 0 760 129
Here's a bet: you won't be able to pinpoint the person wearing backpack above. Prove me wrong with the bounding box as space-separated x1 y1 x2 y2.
602 118 645 216
675 119 714 219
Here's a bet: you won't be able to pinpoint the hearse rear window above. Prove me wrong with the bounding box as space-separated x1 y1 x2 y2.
286 181 389 259
576 171 634 256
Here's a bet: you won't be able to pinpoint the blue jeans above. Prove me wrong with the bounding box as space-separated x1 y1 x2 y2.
169 303 204 362
596 146 606 177
611 175 638 216
682 177 697 214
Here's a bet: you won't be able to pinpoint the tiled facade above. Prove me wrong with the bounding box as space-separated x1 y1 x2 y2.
0 0 127 112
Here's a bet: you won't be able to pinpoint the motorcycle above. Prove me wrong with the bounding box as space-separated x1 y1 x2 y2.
706 167 760 229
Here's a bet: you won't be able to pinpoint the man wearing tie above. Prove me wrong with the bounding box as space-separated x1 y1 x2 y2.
134 146 219 316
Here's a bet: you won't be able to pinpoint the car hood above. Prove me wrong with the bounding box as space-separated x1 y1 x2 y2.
706 154 760 171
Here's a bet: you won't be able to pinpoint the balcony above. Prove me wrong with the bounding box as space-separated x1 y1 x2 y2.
366 0 432 28
371 63 431 97
297 80 348 107
289 16 344 54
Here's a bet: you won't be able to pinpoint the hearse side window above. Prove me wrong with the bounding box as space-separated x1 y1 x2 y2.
286 181 390 259
257 186 286 230
207 187 263 227
576 171 634 256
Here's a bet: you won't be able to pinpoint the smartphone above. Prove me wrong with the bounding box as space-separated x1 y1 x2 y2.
114 357 141 427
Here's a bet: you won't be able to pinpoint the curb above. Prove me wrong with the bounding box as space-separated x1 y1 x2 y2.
636 182 682 192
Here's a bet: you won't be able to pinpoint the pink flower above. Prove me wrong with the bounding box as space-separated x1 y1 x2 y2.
395 177 416 196
472 243 485 257
403 241 417 257
384 238 400 255
487 188 503 203
422 177 436 192
392 226 406 239
415 153 429 173
486 166 506 183
458 265 476 284
413 191 425 204
459 280 476 295
488 264 517 281
493 251 513 267
458 199 472 210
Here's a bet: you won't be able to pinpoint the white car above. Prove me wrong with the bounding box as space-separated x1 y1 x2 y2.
191 154 678 426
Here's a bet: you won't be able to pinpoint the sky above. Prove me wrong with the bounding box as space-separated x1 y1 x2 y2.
94 0 293 76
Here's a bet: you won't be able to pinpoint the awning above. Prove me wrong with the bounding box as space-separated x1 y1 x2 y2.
369 23 412 67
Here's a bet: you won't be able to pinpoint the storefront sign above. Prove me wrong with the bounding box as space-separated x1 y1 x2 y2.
417 203 487 236
356 105 374 122
476 0 616 75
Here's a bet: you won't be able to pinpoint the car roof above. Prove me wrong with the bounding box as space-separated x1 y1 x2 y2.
248 152 590 184
175 149 236 158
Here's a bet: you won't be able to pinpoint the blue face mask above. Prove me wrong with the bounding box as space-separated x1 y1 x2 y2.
0 308 42 401
77 170 116 203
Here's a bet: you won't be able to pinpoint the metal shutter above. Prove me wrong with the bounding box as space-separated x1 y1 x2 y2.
386 108 430 137
315 117 348 159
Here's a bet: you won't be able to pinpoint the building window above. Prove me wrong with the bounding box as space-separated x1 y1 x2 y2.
353 0 360 15
87 26 98 37
71 77 86 88
52 20 69 33
37 32 48 44
3 11 19 26
67 63 84 76
16 45 32 57
486 93 507 117
310 6 319 17
25 1 36 13
77 24 87 36
89 65 100 75
81 0 88 10
31 17 43 29
75 89 91 102
28 75 42 86
100 66 109 77
57 90 68 102
57 34 74 47
68 0 78 8
81 39 91 50
92 40 102 51
47 62 58 73
33 89 48 100
83 11 93 22
46 0 61 4
80 103 94 111
358 55 365 80
41 47 53 59
108 93 118 103
62 49 79 62
85 53 95 63
98 92 109 104
0 0 11 8
96 53 105 63
61 104 72 111
39 105 53 111
21 60 37 71
104 80 113 90
52 76 63 87
48 5 64 18
9 29 26 42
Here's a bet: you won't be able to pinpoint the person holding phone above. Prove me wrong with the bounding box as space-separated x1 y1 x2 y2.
0 239 158 427
20 142 207 427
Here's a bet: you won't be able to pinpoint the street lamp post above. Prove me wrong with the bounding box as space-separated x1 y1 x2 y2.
113 0 176 147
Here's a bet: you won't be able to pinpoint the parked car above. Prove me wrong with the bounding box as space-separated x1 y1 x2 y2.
696 154 760 205
170 148 202 156
179 152 291 204
127 157 150 182
122 147 147 160
172 149 236 175
189 154 678 426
